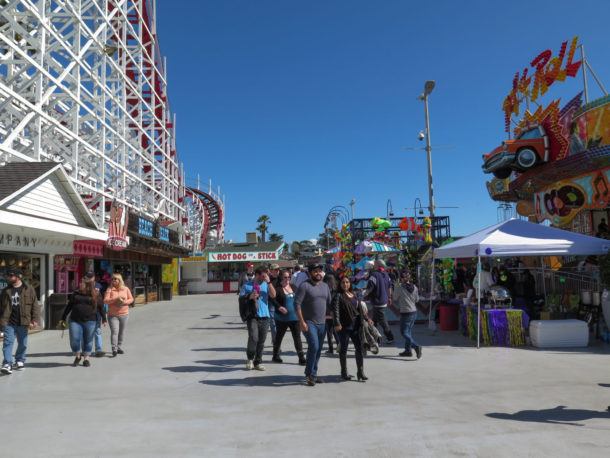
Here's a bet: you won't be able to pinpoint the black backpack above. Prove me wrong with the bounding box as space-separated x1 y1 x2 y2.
238 294 256 322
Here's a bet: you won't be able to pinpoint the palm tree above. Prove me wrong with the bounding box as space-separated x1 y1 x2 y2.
256 214 271 242
269 233 284 242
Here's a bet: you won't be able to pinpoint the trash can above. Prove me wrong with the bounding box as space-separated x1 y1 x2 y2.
48 293 69 330
439 303 459 331
161 283 173 301
178 280 189 296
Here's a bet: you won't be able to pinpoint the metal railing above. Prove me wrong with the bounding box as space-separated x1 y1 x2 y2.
509 267 600 297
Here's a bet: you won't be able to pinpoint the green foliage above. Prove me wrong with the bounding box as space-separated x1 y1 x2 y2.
269 233 283 242
256 214 271 242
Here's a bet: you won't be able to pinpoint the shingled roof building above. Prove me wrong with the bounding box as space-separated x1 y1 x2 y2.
0 162 107 328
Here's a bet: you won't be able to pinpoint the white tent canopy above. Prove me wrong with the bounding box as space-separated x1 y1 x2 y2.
434 218 610 259
431 218 610 348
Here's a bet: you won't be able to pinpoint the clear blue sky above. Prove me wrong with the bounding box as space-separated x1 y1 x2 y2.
156 0 610 244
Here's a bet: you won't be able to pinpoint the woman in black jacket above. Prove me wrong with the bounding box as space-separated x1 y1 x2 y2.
59 275 106 367
332 276 368 381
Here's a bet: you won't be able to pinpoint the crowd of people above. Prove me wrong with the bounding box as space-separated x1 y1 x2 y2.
1 269 133 374
238 259 424 386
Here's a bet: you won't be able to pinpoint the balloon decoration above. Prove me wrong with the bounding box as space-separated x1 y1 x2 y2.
334 224 355 278
370 217 391 232
422 217 432 243
399 217 421 232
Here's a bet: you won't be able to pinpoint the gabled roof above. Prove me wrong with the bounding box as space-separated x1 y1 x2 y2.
0 162 57 201
0 162 99 229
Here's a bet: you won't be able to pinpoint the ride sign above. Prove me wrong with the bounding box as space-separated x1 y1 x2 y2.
503 37 582 132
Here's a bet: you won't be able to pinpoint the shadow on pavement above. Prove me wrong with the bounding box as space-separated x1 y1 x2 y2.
599 383 610 388
163 365 241 373
187 327 241 331
202 314 221 319
24 362 73 368
192 347 244 352
24 352 72 358
199 374 346 387
486 405 610 426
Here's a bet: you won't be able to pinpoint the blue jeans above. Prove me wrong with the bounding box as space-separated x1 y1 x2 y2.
94 313 103 352
2 325 29 365
69 321 97 356
400 312 418 352
302 322 326 377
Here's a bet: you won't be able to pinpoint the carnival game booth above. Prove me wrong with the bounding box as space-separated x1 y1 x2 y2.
180 241 286 294
433 219 609 348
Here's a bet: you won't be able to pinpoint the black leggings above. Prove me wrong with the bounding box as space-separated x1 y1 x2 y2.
325 318 337 351
274 320 303 354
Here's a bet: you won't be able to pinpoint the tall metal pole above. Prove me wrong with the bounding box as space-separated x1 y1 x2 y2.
424 94 435 219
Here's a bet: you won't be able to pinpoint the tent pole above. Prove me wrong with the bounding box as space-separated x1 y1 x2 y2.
429 256 435 329
477 255 481 349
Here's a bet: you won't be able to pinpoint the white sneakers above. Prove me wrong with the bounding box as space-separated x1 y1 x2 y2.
246 360 265 371
1 363 12 374
15 361 24 370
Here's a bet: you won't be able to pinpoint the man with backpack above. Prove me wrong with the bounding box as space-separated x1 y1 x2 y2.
364 259 394 345
238 266 276 371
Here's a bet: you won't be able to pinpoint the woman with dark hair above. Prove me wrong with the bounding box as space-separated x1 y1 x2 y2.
59 274 106 367
273 270 306 365
323 270 338 354
332 275 369 381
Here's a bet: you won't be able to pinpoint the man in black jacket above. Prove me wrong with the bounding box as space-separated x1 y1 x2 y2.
1 269 40 374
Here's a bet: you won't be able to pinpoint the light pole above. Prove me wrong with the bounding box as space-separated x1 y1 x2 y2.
417 80 436 219
349 199 355 221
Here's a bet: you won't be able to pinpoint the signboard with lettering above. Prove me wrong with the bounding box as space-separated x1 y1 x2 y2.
107 204 129 251
208 251 279 263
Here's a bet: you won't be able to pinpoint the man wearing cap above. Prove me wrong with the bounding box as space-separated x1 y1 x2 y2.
392 271 422 358
1 269 40 374
364 259 395 344
294 263 331 386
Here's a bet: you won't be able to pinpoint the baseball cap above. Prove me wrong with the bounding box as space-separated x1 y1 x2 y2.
269 263 280 270
7 268 22 277
374 259 386 268
85 271 95 279
308 262 324 271
246 262 253 267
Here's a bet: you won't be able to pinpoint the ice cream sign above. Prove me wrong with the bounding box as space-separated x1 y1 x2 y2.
503 37 582 132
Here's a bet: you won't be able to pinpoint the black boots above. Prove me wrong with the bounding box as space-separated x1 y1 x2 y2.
298 352 306 365
272 347 283 363
357 367 368 381
355 352 367 381
339 354 353 380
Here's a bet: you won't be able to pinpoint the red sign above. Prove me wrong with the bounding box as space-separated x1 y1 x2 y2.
73 240 105 257
107 204 129 251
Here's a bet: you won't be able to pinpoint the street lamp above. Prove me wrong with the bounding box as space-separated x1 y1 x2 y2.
417 80 436 219
349 199 355 221
386 199 394 218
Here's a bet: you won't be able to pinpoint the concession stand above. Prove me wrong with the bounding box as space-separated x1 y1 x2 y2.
180 241 286 294
433 219 609 348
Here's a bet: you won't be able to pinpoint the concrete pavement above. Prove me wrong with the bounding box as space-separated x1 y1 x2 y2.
1 293 609 457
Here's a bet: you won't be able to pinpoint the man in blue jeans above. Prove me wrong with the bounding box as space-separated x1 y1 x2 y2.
392 271 422 359
295 263 331 386
0 268 40 374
